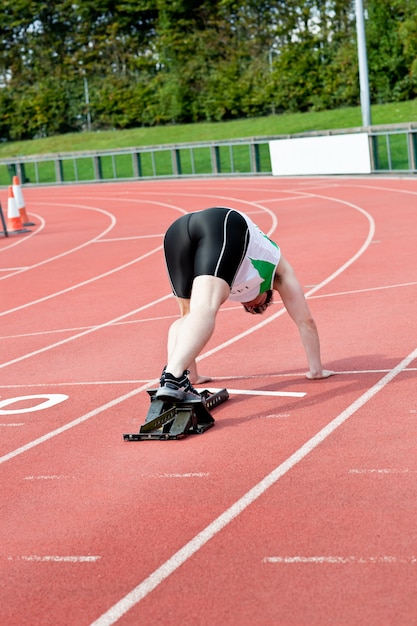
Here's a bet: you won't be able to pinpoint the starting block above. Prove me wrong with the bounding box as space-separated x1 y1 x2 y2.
123 388 229 441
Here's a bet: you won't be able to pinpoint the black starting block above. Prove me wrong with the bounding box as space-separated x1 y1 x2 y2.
123 388 229 441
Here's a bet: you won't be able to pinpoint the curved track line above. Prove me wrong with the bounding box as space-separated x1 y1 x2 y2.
0 243 163 319
294 192 375 296
0 290 169 370
0 195 276 317
0 380 154 465
198 194 374 362
3 279 415 342
0 367 416 390
0 203 116 281
90 346 417 626
0 214 46 252
352 182 417 196
0 192 371 365
0 197 206 314
96 192 280 237
310 281 417 299
0 193 373 463
165 195 280 237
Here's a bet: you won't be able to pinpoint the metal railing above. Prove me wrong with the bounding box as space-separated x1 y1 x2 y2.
1 123 416 186
369 125 417 172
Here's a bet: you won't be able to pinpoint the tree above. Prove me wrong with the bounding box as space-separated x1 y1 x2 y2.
0 0 416 140
365 0 417 102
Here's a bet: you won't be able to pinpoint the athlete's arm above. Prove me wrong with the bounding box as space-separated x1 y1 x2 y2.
273 256 334 379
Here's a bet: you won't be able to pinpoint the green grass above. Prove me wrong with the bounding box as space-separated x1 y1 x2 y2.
1 100 416 159
0 100 415 185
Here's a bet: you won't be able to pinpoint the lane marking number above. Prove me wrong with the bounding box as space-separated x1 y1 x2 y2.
0 394 68 415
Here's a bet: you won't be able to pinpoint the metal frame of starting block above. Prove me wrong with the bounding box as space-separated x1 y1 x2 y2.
123 388 229 441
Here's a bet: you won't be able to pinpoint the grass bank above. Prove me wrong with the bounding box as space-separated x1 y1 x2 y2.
1 100 416 159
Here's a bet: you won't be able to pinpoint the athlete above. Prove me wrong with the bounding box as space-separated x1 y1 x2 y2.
155 207 333 401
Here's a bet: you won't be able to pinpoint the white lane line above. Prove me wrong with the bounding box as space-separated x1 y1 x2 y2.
263 556 417 564
2 287 416 339
349 469 417 474
0 213 45 252
308 280 417 300
1 195 374 369
0 292 170 370
2 369 416 389
197 199 375 364
206 388 306 398
0 197 401 471
0 380 155 465
24 475 73 480
0 204 114 277
2 275 416 341
7 555 101 563
0 243 163 318
96 234 164 242
142 473 210 479
0 385 303 465
0 380 158 388
89 346 417 626
0 199 374 459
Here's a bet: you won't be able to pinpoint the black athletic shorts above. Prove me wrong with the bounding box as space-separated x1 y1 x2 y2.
164 207 250 298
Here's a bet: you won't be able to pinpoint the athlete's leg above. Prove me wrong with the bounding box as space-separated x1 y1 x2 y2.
165 275 230 378
167 298 212 383
157 208 247 399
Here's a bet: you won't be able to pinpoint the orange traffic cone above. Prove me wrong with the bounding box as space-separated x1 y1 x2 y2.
12 175 35 226
6 186 31 234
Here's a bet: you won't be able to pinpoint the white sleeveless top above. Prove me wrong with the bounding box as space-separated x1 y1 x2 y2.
229 212 281 303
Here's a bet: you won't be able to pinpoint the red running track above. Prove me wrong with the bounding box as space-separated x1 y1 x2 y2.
0 177 416 625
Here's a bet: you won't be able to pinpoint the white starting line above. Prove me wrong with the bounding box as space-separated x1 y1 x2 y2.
263 556 417 564
205 387 306 398
7 555 101 563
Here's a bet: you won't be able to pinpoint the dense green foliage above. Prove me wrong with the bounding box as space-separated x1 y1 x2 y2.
1 0 416 141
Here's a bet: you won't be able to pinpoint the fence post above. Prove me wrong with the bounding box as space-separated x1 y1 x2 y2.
93 155 102 180
407 130 417 172
172 148 181 176
7 163 17 182
17 163 29 183
132 152 142 178
368 134 379 171
211 146 221 174
250 143 261 173
55 159 64 183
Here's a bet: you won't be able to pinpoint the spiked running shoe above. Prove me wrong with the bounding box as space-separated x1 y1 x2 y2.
159 365 167 387
155 369 201 402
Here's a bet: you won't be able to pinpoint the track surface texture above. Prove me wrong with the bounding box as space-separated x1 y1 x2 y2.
1 177 416 626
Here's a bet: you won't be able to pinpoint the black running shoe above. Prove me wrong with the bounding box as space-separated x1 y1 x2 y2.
159 365 167 386
155 369 201 402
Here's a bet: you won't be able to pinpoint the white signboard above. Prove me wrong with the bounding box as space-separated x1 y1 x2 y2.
269 132 371 176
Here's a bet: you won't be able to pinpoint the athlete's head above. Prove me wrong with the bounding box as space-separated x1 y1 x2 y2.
243 289 273 314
